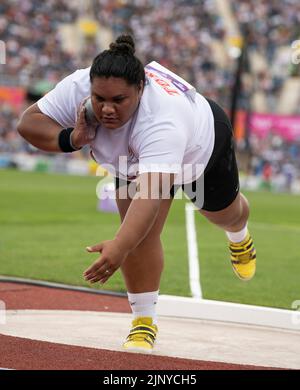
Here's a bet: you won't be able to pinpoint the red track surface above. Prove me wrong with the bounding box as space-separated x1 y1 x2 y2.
0 282 271 370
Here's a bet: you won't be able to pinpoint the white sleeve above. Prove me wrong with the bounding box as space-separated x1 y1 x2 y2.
37 69 89 128
136 120 188 175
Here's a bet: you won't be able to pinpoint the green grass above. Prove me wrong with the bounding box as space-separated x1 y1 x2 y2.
1 168 299 310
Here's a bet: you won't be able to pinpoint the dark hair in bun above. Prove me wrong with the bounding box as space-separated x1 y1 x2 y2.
109 35 135 56
90 34 145 87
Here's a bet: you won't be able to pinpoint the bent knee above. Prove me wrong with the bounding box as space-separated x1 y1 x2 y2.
200 192 249 228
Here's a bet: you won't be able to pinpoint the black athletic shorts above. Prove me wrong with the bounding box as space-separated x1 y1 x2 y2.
115 98 239 212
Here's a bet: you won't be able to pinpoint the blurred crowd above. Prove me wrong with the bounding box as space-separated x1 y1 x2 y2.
0 0 92 156
0 0 79 86
232 0 300 114
0 103 21 153
249 134 300 192
0 0 300 190
94 0 233 106
232 0 300 60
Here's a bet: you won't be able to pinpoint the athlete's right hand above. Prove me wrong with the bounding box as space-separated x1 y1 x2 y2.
71 102 97 149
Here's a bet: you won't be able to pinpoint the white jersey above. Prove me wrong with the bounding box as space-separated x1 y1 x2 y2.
37 64 215 184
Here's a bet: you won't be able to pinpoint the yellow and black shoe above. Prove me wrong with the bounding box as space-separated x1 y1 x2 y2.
229 233 256 281
123 317 158 354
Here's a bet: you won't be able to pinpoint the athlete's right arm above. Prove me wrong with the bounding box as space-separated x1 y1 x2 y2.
17 102 92 152
17 103 64 152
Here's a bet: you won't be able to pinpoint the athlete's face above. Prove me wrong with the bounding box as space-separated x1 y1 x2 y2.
90 77 143 129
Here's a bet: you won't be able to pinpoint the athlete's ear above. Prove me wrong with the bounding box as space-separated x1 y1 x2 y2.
137 80 144 97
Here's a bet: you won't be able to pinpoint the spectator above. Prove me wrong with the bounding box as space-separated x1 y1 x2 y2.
232 0 300 113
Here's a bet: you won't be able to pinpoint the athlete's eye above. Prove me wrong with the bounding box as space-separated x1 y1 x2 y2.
114 97 125 104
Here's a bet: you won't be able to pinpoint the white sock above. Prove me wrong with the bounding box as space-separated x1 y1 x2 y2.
127 290 159 325
226 224 248 243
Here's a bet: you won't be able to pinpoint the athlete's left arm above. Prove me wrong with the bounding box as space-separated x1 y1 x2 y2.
83 172 175 284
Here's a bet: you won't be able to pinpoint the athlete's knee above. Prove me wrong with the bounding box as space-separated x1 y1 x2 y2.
201 192 249 229
135 235 162 253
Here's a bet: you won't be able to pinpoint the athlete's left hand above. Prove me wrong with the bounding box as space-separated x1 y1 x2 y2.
83 240 129 284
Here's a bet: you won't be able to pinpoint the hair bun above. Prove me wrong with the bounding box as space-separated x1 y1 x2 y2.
109 34 135 55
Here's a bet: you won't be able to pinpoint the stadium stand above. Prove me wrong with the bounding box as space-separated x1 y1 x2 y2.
0 0 80 86
231 0 300 115
94 0 233 107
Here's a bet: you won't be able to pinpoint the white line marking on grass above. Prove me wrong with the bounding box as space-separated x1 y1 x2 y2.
185 203 202 299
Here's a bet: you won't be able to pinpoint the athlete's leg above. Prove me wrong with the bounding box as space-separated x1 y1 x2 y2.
199 191 249 232
191 97 256 281
116 195 173 293
199 191 256 281
116 189 173 352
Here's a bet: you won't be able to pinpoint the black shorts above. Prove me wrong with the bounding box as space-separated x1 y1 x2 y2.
115 98 239 212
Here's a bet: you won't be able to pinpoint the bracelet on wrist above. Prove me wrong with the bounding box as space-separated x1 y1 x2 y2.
58 128 82 153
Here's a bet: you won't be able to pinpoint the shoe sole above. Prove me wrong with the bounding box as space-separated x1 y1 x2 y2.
232 266 255 282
